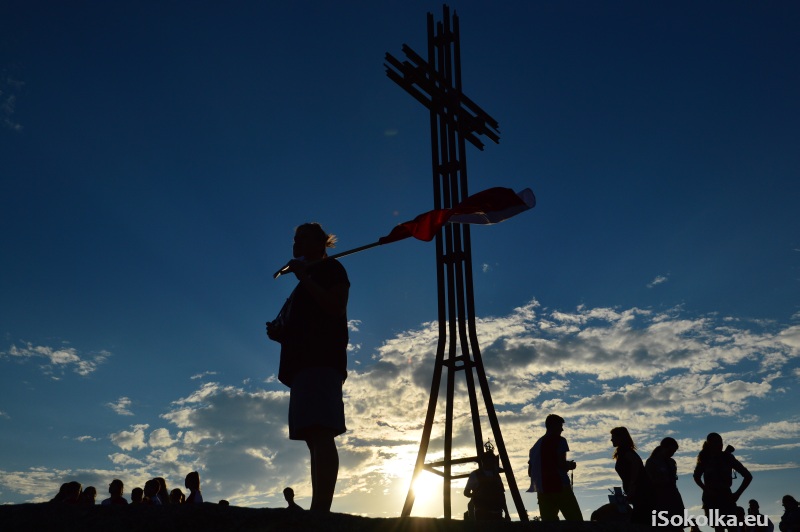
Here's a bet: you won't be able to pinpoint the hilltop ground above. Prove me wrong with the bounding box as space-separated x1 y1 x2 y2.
0 503 657 531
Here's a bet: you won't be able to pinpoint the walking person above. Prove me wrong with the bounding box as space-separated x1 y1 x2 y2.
526 414 583 521
646 436 685 530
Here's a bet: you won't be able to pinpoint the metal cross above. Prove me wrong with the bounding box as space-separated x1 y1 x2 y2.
385 4 528 522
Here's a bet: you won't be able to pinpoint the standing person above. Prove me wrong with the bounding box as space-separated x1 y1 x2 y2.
693 433 753 532
526 414 583 521
267 223 350 513
780 495 800 532
646 436 685 529
610 427 653 526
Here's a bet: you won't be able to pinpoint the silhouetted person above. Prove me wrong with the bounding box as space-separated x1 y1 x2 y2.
50 483 70 503
610 427 653 526
747 499 775 532
464 448 510 521
780 495 800 532
267 223 349 513
693 432 752 532
155 477 170 505
526 414 583 521
185 471 203 504
131 487 144 505
170 488 185 504
646 436 685 529
101 479 128 505
283 487 303 510
79 485 96 505
144 478 162 505
51 481 82 504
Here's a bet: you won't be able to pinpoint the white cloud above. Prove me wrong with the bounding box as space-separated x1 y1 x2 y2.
190 371 218 380
1 342 110 377
148 428 176 448
107 397 134 416
3 301 798 514
110 424 149 451
647 275 669 288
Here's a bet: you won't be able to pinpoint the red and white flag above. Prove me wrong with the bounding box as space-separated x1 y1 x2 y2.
274 186 535 278
378 187 536 244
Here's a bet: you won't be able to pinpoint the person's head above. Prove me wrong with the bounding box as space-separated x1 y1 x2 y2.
283 487 295 502
154 477 168 502
131 487 144 504
293 223 336 260
144 478 160 497
62 481 82 503
783 495 799 510
81 486 97 504
479 450 500 471
660 437 679 457
169 488 185 504
610 427 636 459
703 432 724 453
185 471 200 491
109 479 124 497
544 414 565 433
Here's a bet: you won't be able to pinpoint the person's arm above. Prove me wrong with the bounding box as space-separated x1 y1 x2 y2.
556 451 575 471
464 473 477 498
731 460 752 502
693 463 705 491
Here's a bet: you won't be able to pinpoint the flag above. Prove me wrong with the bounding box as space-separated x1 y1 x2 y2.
274 186 535 278
378 187 535 244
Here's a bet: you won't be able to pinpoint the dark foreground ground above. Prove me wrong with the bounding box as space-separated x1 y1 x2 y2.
0 503 656 531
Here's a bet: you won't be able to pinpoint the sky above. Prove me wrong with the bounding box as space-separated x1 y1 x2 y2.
1 0 799 522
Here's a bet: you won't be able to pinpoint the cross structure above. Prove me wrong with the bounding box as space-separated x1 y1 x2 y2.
385 5 528 522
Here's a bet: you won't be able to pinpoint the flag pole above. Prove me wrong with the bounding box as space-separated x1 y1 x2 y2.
272 240 384 279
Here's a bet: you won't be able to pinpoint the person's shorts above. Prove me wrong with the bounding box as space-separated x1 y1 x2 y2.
289 366 346 440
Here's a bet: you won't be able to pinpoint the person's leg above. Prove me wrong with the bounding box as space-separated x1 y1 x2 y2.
537 492 559 521
306 429 339 513
559 486 584 521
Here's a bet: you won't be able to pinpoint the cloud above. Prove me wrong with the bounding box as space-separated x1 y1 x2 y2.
1 342 110 377
148 428 176 448
647 275 669 288
107 397 134 416
3 301 798 514
190 371 218 380
1 76 24 131
110 424 149 451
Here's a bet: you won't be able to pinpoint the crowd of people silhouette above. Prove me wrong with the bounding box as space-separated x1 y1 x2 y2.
49 472 210 507
514 414 799 531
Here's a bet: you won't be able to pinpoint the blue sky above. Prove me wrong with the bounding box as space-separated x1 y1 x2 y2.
1 0 799 521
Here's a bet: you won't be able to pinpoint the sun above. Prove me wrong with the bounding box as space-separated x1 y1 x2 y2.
410 475 439 504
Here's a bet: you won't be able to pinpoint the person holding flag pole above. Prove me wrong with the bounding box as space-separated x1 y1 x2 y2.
267 222 350 513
